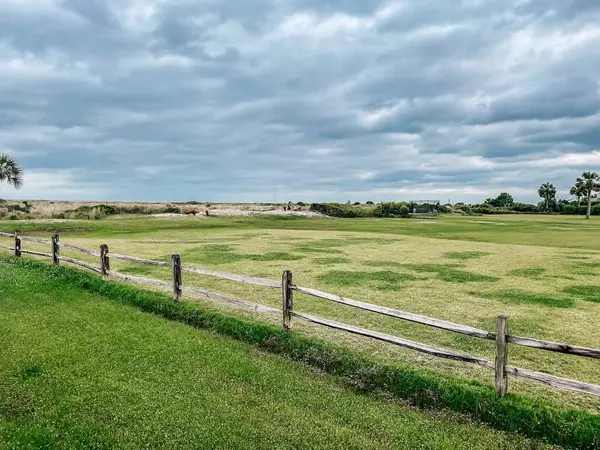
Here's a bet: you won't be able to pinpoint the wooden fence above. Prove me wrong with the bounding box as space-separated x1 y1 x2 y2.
2 230 600 398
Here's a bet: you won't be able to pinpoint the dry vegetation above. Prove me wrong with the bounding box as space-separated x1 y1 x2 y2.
0 200 321 220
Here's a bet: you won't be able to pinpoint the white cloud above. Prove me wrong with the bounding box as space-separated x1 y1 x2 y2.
0 0 599 202
5 169 111 200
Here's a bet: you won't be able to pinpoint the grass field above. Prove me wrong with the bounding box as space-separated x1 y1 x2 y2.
0 258 549 449
2 214 600 439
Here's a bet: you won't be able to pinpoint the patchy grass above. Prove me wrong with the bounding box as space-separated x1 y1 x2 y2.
292 237 399 255
0 257 557 450
563 285 600 303
119 265 157 276
293 246 345 254
4 214 600 415
509 268 546 278
445 251 490 260
574 262 600 270
472 291 575 309
183 245 305 265
363 260 404 268
404 264 499 283
312 257 350 265
318 270 419 291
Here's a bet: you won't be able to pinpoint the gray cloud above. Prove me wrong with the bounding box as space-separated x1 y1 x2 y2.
0 0 599 203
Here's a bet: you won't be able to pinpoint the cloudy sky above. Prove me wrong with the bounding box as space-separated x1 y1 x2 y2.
1 0 599 203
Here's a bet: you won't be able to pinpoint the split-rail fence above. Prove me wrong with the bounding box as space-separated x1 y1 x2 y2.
2 230 600 399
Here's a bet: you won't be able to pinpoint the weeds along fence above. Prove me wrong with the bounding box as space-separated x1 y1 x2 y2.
2 230 600 399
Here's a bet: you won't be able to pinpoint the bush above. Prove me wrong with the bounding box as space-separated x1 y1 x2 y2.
366 201 374 205
88 207 105 220
375 202 409 217
399 205 410 218
296 202 307 207
510 202 538 213
6 203 30 213
164 205 182 214
310 203 368 218
183 205 200 216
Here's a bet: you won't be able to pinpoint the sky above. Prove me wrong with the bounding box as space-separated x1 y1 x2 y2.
0 0 599 203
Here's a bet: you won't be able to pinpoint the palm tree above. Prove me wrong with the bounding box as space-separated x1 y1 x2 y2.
538 182 557 210
0 154 23 194
578 172 600 219
570 179 585 206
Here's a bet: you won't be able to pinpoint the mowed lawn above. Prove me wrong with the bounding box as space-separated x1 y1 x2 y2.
0 260 547 449
4 214 600 412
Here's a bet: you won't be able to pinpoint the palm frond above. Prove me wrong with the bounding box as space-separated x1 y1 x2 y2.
0 153 24 190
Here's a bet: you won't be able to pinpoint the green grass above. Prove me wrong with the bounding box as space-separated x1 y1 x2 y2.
181 245 305 265
9 213 600 250
445 251 490 260
318 270 419 291
0 257 558 450
119 265 157 276
404 264 499 283
472 291 575 309
563 285 600 303
509 268 546 278
313 257 350 265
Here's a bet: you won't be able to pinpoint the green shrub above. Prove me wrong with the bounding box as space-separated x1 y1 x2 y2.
510 202 538 213
374 202 409 217
296 201 307 207
366 201 374 205
309 203 369 218
6 202 31 213
399 205 410 218
164 205 182 214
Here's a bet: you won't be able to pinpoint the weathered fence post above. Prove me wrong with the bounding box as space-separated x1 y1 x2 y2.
100 244 110 277
282 270 293 331
495 315 509 397
14 230 21 257
172 254 182 302
52 234 60 265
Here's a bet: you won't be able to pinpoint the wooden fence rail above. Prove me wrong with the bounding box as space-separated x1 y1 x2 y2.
2 231 600 399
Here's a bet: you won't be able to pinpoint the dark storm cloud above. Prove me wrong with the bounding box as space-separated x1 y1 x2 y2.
0 0 598 202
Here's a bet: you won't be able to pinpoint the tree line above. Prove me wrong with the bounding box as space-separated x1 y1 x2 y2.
2 153 600 219
536 171 600 219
